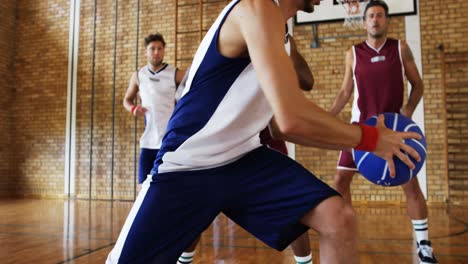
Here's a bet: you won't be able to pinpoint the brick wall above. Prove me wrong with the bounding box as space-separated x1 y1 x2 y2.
8 0 467 202
418 0 468 203
13 0 69 197
0 0 16 196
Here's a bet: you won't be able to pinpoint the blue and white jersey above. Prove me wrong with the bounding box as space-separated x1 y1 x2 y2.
152 0 286 174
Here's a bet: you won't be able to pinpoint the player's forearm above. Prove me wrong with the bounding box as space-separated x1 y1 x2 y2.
273 101 361 150
123 98 135 112
257 59 361 149
293 56 314 91
405 81 424 114
329 90 350 116
289 36 313 91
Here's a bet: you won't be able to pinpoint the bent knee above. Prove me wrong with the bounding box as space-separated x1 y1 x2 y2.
318 200 357 237
336 204 356 230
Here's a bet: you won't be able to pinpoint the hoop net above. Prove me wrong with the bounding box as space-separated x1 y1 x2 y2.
339 0 369 29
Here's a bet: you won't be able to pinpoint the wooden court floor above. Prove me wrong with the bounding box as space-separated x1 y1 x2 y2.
1 199 467 264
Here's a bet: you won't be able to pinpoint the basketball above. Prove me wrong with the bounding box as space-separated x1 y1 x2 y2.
352 112 427 186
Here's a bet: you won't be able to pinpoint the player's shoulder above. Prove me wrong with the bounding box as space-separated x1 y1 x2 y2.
351 41 366 54
164 63 176 71
398 39 410 50
233 0 281 20
345 47 355 64
131 70 140 80
236 0 279 10
135 66 146 75
353 40 366 47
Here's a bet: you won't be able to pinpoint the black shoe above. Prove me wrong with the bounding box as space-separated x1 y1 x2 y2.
417 240 438 264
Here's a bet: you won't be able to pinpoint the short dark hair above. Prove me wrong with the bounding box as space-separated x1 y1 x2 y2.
363 0 389 19
144 33 166 47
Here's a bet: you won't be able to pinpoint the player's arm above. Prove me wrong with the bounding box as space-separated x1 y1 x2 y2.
289 36 314 91
175 66 190 103
175 68 186 86
400 40 423 118
237 0 360 149
236 0 420 176
123 72 146 116
329 49 354 116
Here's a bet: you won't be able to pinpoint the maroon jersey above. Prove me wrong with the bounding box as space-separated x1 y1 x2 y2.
351 38 404 123
259 127 288 155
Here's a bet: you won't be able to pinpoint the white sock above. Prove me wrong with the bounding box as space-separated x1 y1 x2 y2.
412 218 429 244
177 250 196 264
294 254 313 264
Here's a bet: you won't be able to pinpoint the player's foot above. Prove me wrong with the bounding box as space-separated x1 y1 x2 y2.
417 240 438 264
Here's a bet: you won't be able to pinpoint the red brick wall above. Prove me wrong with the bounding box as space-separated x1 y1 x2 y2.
0 0 16 196
7 0 467 203
13 0 69 197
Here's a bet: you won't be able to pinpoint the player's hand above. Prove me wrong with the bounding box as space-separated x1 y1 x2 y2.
372 114 422 178
132 105 148 117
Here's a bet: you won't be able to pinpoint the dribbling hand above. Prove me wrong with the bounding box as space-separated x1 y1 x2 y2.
372 115 421 178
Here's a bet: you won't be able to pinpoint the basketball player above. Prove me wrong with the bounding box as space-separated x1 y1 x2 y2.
329 1 437 263
123 33 185 185
179 29 316 264
107 1 422 263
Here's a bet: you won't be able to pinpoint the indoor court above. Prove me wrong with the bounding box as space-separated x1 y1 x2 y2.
1 0 467 263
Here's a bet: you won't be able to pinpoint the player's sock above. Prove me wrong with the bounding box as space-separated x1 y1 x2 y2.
177 250 195 264
294 254 312 264
412 218 429 243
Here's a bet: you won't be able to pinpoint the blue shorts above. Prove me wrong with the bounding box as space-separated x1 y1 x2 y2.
138 148 159 184
107 146 339 264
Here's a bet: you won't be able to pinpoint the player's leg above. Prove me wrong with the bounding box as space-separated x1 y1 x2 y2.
401 177 438 264
300 196 358 264
224 146 358 264
402 177 427 222
106 171 221 264
178 236 200 264
333 151 358 203
290 233 313 264
137 148 158 184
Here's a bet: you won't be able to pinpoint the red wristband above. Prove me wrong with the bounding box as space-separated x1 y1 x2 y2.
354 123 379 152
131 105 137 115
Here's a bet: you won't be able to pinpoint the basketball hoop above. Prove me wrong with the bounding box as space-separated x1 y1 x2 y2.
339 0 369 29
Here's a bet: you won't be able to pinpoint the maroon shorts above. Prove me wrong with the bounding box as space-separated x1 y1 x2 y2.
337 150 358 171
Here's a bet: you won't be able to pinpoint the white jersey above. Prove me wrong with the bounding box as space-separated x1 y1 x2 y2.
284 22 291 56
137 64 178 149
152 0 289 174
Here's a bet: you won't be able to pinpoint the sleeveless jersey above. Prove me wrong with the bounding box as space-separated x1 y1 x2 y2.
137 63 177 149
351 38 404 123
152 0 286 174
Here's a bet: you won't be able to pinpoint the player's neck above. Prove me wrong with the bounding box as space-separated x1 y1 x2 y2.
148 63 165 73
278 0 295 21
366 37 387 50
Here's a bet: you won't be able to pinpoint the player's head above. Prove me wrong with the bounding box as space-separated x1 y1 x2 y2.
363 0 389 39
295 0 322 14
144 33 166 67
